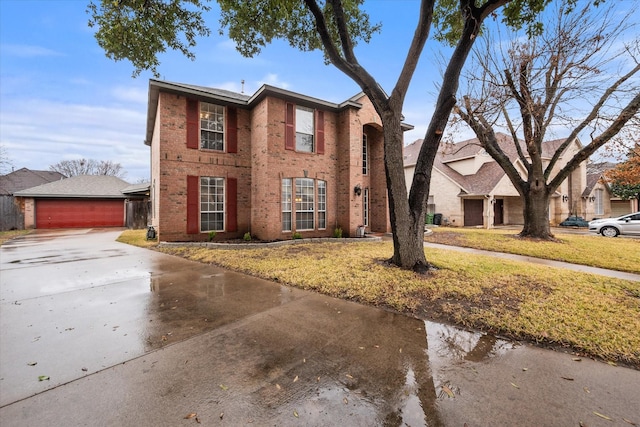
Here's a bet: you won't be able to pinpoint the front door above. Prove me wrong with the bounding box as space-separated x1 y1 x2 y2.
493 199 504 225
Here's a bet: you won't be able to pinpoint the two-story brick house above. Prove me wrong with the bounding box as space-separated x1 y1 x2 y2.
145 79 411 242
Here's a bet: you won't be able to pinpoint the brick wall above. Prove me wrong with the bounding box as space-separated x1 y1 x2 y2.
152 89 389 242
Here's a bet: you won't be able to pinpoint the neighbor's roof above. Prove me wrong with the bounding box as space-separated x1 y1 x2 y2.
122 182 150 195
0 167 66 195
403 132 572 196
145 79 413 146
582 162 616 197
13 175 131 198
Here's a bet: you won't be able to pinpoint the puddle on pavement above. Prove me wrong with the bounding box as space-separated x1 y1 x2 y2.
1 230 525 422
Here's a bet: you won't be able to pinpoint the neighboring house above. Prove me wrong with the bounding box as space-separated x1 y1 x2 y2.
0 168 65 230
403 133 588 228
13 175 143 229
584 162 636 219
145 79 412 242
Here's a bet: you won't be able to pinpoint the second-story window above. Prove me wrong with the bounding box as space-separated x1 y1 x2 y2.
296 106 315 153
200 102 225 151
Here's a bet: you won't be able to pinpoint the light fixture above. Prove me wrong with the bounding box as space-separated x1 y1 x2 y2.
354 184 362 196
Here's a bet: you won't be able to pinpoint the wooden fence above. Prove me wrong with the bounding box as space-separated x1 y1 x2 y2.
0 196 24 231
125 199 150 229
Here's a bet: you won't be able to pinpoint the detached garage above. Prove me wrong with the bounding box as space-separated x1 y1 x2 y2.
14 175 130 229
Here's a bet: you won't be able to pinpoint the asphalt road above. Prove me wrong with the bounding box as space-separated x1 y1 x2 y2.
1 229 638 426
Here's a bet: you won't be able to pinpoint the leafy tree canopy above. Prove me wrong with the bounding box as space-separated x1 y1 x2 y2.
606 144 640 201
87 0 577 78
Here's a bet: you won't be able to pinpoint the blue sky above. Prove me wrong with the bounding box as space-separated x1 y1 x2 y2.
0 0 637 182
1 0 446 182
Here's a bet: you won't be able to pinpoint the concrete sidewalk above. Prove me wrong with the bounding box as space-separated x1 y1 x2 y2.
1 229 639 426
422 241 640 282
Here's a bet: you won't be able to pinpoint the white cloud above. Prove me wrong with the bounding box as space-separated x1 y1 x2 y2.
111 85 149 104
257 73 291 90
0 99 149 182
1 44 63 58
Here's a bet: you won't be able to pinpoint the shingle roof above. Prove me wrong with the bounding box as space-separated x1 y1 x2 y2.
582 162 616 197
13 175 131 198
0 168 66 195
404 132 572 196
122 182 150 195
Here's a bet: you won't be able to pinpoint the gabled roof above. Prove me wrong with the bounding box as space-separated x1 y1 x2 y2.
404 132 572 196
145 79 413 146
583 161 616 197
0 168 66 195
14 175 131 199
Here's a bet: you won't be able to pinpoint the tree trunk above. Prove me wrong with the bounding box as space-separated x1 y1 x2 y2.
519 184 553 239
382 111 429 273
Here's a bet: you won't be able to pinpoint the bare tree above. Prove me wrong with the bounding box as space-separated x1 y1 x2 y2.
454 1 640 239
0 143 13 175
49 159 127 178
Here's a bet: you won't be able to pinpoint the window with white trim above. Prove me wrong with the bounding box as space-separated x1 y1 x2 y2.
282 179 292 232
200 177 225 231
296 178 315 230
362 134 368 175
200 102 224 151
595 188 604 215
296 106 314 152
317 180 326 229
282 178 327 232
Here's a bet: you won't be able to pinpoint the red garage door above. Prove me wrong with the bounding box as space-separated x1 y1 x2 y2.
36 199 124 228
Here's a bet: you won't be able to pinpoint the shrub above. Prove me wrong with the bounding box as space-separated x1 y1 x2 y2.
208 231 216 242
243 232 252 241
292 232 302 239
333 227 343 238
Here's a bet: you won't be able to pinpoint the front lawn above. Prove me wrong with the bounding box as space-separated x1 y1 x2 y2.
424 227 640 274
118 230 640 368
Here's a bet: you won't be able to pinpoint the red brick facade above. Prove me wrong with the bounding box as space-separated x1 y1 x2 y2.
145 80 406 242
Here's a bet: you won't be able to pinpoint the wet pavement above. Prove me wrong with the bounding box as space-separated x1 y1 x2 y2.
1 229 639 426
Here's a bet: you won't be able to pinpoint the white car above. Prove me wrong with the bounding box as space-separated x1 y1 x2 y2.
588 212 640 237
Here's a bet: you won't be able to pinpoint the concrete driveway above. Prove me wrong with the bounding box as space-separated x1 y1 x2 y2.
1 229 639 426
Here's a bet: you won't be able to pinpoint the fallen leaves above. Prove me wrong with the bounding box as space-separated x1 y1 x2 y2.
184 413 201 423
38 375 49 381
441 384 455 398
593 411 612 421
27 362 37 366
219 384 228 391
510 382 520 389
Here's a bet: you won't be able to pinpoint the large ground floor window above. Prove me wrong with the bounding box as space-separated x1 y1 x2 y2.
282 178 327 232
201 177 224 232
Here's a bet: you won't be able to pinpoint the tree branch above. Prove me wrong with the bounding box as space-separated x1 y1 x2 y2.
546 62 640 175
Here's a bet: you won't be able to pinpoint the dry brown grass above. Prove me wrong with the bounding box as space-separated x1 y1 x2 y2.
0 229 30 245
425 227 640 273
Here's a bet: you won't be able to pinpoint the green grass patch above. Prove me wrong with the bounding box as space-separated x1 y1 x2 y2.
116 229 158 248
425 228 640 274
0 229 30 245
